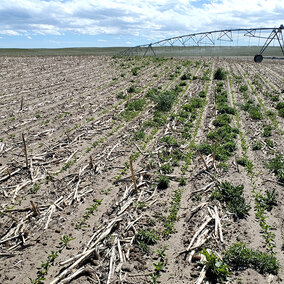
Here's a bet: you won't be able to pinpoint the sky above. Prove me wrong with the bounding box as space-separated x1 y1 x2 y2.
0 0 283 48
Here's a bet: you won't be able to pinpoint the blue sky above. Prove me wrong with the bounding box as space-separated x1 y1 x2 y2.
0 0 283 48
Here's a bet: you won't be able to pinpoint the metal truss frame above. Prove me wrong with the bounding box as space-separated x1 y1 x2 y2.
119 25 284 62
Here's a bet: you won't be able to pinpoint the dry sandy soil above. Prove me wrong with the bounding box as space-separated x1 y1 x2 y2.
0 55 283 284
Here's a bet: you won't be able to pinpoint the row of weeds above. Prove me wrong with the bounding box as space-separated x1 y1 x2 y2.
199 66 280 284
251 73 284 119
198 68 249 283
130 60 211 283
240 70 281 132
228 69 279 261
198 68 239 167
148 62 216 283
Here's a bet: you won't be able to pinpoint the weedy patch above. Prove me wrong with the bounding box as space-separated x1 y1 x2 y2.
155 90 178 112
120 98 146 121
181 73 191 80
201 248 230 283
255 189 278 212
160 164 174 174
157 175 170 189
276 102 284 117
134 229 159 254
266 154 284 183
116 91 126 99
207 125 239 161
127 85 137 93
254 190 276 251
263 124 273 137
252 140 263 150
239 85 248 93
214 68 226 80
160 135 179 147
241 100 263 120
131 67 139 76
133 130 146 141
224 242 279 275
213 113 232 127
211 181 250 220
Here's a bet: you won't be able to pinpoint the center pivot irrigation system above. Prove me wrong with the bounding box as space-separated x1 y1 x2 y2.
120 25 284 62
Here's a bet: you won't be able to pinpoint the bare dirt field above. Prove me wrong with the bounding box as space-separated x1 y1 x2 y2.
0 55 283 284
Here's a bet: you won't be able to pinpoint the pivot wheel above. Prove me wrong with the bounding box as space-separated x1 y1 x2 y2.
254 54 263 63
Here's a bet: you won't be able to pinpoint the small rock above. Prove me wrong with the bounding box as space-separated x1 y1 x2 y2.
121 263 133 272
192 254 201 262
92 260 99 266
133 247 140 253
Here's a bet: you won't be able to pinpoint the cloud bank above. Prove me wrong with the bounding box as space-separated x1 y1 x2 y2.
0 0 283 45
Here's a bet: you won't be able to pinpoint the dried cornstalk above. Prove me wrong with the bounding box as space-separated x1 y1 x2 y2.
86 224 105 248
0 168 21 183
189 235 210 250
22 133 29 169
125 215 142 231
50 247 98 284
212 141 217 169
65 150 78 164
22 133 32 179
188 229 210 262
191 202 208 214
117 198 134 216
0 142 5 153
44 205 56 230
30 201 40 216
20 96 24 111
107 245 116 284
117 239 125 263
197 151 209 171
73 168 82 202
126 236 135 260
60 251 85 266
52 221 120 282
107 142 120 160
214 206 223 242
137 188 144 202
134 142 143 154
60 267 85 284
195 266 206 284
90 218 122 249
12 180 30 200
129 158 138 195
89 155 94 169
186 217 212 251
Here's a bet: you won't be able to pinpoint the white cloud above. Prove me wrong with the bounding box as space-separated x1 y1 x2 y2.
0 0 282 43
0 30 21 36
